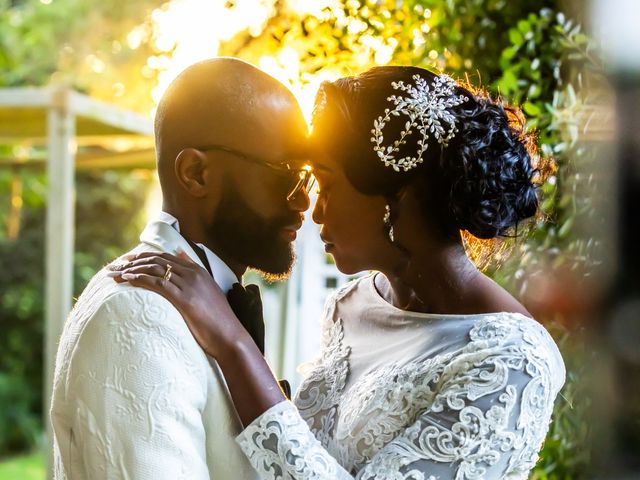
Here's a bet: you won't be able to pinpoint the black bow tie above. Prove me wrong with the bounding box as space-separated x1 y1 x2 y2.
227 282 265 354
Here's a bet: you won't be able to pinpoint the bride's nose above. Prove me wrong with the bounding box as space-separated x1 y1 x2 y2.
311 195 325 225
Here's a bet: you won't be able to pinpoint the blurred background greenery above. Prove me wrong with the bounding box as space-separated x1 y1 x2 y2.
1 0 633 478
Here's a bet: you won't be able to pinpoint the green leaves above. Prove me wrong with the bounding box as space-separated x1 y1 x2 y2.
0 373 41 453
0 0 162 110
523 101 542 116
509 27 524 46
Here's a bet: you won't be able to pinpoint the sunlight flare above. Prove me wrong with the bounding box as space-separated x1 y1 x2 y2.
148 0 274 106
145 0 339 123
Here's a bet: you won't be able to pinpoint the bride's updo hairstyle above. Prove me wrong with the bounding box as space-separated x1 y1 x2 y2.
311 66 540 241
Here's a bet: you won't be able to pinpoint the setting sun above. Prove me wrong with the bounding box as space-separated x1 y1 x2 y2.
145 0 340 124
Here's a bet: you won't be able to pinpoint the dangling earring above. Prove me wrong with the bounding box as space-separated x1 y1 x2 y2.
383 204 394 242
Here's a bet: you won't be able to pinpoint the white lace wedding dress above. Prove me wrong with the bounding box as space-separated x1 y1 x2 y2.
236 273 565 479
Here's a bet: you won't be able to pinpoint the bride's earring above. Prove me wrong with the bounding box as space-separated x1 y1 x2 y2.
383 204 394 242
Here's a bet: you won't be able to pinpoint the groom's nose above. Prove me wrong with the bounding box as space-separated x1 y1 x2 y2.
286 188 310 213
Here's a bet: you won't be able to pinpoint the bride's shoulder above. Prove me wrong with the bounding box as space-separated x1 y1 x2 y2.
469 312 555 348
317 274 372 330
470 312 566 388
326 273 372 306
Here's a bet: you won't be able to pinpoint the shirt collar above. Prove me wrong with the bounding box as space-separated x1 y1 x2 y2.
155 212 239 293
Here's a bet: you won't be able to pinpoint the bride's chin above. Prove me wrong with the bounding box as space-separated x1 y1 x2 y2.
331 255 363 276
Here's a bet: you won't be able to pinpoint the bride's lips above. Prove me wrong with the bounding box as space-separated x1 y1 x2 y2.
320 234 335 252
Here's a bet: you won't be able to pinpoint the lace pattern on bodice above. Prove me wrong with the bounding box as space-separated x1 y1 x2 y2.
237 283 564 480
295 317 351 449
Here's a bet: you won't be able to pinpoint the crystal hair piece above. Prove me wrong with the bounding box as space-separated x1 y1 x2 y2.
371 74 469 172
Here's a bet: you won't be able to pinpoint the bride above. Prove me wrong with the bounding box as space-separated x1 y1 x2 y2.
113 66 565 479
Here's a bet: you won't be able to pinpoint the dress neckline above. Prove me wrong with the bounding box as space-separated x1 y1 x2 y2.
367 272 530 321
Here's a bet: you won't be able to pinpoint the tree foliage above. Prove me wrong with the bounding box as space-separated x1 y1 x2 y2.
0 0 162 111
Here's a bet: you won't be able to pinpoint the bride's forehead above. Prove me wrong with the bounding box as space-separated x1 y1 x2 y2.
310 158 336 174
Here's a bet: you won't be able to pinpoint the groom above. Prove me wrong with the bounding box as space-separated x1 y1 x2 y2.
50 58 310 479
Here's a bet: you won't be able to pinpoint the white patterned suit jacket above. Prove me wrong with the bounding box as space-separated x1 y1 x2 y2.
50 219 259 479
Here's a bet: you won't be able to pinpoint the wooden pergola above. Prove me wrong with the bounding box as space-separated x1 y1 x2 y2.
0 87 154 476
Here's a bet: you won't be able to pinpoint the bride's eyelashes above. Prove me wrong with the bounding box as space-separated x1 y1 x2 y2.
316 184 331 196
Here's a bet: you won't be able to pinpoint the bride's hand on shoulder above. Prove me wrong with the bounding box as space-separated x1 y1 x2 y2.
107 251 246 358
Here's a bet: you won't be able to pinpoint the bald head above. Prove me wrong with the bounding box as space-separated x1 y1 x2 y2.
154 58 307 196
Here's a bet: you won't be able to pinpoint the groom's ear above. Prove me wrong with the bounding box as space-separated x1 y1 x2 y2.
175 148 220 198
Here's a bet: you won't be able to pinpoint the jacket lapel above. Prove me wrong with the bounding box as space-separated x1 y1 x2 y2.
139 220 206 270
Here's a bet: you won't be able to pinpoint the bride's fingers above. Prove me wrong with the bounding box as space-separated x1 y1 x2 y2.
110 258 192 278
118 272 183 300
108 251 216 287
174 249 219 283
112 255 172 271
113 253 201 276
109 263 183 284
176 248 197 265
108 256 167 272
127 251 193 268
108 261 165 277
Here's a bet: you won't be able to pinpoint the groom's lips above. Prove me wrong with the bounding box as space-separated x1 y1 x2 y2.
280 222 303 241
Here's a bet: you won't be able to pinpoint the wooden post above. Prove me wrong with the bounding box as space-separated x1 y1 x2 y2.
45 89 76 480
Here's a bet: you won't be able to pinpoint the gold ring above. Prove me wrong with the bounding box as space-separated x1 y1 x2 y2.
163 264 173 282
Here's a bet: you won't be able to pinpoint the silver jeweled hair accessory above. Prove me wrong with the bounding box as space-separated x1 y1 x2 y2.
371 74 469 172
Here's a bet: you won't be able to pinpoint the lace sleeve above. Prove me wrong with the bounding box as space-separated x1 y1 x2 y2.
355 366 555 480
236 400 354 480
236 316 564 480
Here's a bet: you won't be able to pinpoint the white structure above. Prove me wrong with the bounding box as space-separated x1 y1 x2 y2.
0 87 154 478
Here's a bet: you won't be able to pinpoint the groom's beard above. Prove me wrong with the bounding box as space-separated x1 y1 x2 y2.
207 184 297 280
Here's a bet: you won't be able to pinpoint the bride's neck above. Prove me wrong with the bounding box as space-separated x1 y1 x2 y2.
379 242 481 314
